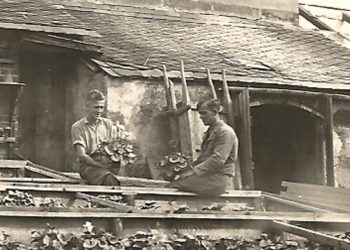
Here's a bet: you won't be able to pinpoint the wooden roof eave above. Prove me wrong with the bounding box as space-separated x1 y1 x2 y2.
0 22 100 38
93 62 350 94
21 33 102 55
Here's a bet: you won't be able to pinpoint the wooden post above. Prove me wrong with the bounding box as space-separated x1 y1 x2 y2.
222 70 242 189
110 218 123 238
222 70 235 127
178 61 196 158
325 96 335 186
206 69 217 99
162 66 179 147
237 88 254 190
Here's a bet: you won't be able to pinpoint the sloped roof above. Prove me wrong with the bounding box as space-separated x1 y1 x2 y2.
62 5 350 87
0 0 100 37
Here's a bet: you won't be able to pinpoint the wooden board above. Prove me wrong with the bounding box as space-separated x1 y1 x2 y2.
273 220 350 249
281 181 350 212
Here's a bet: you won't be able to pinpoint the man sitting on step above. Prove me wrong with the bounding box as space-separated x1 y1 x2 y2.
71 89 120 186
170 99 238 196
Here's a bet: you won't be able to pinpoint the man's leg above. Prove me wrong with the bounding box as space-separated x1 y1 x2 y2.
171 174 229 196
102 174 121 186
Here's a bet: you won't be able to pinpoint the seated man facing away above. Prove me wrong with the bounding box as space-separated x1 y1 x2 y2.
170 99 238 196
71 89 120 186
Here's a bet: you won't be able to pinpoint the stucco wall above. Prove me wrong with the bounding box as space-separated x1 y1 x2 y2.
333 101 350 188
106 77 211 177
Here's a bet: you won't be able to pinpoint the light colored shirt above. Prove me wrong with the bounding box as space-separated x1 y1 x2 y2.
71 117 116 155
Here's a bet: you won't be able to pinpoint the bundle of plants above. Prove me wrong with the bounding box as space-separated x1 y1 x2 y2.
156 152 192 181
0 232 25 250
90 125 137 175
0 190 35 207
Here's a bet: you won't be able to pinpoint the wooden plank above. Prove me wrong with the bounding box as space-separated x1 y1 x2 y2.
282 181 350 194
24 162 77 181
262 192 330 213
0 210 349 223
162 65 179 148
228 86 350 102
178 61 196 158
0 183 262 198
325 96 335 186
222 70 242 189
272 220 350 249
206 68 217 99
280 193 349 213
299 6 333 31
64 173 170 187
0 160 27 169
0 177 79 183
75 192 135 213
235 88 254 189
282 185 350 202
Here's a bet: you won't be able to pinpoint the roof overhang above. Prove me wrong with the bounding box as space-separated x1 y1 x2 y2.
91 59 350 92
22 34 101 55
0 22 101 38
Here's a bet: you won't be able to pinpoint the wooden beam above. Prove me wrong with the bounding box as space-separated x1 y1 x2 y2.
325 96 335 186
75 192 135 213
0 177 79 183
342 12 350 23
299 6 333 31
206 68 217 99
178 61 196 158
0 210 349 223
272 220 350 249
262 193 330 213
162 65 179 149
237 88 254 189
222 70 235 127
24 161 78 181
0 183 262 198
228 86 350 101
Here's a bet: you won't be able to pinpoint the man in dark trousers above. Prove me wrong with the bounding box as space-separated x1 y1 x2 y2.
171 99 238 196
71 89 120 186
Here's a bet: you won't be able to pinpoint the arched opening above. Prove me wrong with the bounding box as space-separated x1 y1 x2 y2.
251 104 326 193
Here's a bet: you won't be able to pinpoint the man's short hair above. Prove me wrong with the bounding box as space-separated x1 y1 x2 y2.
86 89 105 102
197 98 221 113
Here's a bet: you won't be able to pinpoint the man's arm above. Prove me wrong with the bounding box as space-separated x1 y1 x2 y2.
74 144 108 169
193 129 237 175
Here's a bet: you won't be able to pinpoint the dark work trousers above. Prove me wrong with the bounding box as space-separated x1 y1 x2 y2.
169 173 231 196
79 165 120 186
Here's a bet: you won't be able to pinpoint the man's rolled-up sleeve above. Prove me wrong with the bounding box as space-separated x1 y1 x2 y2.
71 126 86 150
194 129 237 175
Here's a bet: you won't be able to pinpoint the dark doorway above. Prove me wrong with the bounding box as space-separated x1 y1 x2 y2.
251 104 325 193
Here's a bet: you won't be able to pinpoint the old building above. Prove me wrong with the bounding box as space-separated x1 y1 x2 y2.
0 1 101 171
2 0 350 192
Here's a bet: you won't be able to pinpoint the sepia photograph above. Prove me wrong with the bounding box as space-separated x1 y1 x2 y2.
1 0 350 249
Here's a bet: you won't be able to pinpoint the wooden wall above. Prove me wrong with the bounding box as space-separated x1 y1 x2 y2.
18 49 77 171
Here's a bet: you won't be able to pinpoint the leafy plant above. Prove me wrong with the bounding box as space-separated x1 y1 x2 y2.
91 122 138 174
156 152 192 181
0 190 35 207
